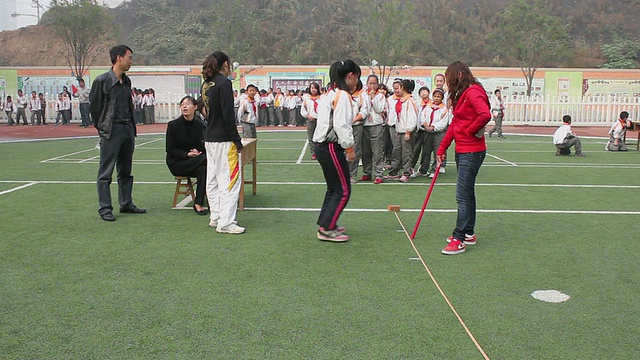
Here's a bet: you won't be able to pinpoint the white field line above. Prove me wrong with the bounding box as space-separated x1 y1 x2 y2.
40 148 97 163
134 138 162 147
1 180 639 189
486 153 518 166
0 182 38 196
243 207 640 215
296 140 309 164
79 155 100 163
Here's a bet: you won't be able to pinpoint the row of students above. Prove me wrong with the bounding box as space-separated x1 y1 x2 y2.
132 88 157 125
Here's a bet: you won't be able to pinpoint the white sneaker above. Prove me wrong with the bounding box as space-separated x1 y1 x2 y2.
439 167 446 174
217 224 245 234
209 219 218 228
409 171 422 179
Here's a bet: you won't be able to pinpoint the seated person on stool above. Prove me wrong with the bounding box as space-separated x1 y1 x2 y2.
166 96 208 215
553 115 584 157
606 111 631 152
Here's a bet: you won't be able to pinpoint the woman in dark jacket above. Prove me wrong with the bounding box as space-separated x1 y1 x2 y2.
166 95 208 215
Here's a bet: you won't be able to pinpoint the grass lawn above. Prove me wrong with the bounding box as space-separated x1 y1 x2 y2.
0 131 638 359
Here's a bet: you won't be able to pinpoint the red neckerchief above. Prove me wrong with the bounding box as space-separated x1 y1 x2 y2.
309 95 320 112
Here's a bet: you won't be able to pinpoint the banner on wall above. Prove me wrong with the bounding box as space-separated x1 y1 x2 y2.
244 76 271 90
582 79 640 98
478 77 544 97
272 79 323 91
17 76 87 98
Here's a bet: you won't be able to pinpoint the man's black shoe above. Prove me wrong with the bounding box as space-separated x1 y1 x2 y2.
100 212 116 221
119 205 147 214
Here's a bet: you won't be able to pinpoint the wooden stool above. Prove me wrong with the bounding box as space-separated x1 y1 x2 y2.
172 176 196 208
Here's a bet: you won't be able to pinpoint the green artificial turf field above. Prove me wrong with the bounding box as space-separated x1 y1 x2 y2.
1 131 638 359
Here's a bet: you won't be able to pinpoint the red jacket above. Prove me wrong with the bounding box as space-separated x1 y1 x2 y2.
437 84 491 155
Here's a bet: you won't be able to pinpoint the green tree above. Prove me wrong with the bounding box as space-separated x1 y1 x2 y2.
490 0 571 96
48 0 114 80
357 0 429 84
601 32 640 69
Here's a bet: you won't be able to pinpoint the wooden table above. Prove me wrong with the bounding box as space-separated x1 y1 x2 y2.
239 138 257 210
623 121 640 151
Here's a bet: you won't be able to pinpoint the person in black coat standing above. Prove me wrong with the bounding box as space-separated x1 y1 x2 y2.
166 96 208 215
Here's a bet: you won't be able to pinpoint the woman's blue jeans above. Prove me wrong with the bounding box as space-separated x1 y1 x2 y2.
452 151 486 240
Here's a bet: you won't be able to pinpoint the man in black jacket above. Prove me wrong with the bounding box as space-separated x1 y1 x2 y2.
90 45 146 221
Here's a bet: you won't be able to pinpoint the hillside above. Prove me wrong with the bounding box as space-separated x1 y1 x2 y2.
1 0 639 68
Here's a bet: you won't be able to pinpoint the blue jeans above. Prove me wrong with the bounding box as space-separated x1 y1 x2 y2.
452 151 486 241
79 102 91 126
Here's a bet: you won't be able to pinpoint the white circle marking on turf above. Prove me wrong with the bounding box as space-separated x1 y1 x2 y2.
531 290 571 303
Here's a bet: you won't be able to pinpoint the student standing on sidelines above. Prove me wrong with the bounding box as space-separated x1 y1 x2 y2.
384 79 403 173
258 89 269 127
265 88 276 126
60 92 72 125
388 79 418 183
348 81 369 184
606 111 631 151
201 51 245 234
3 96 15 125
274 88 285 127
90 44 146 222
300 82 321 160
487 89 505 138
413 89 450 178
410 86 431 176
54 93 64 126
284 89 297 126
39 93 47 125
28 91 41 125
143 89 156 124
16 89 28 125
75 79 91 127
437 61 492 255
312 60 359 242
361 74 386 184
237 84 259 138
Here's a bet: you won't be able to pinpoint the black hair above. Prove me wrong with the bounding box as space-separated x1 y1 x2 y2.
38 93 43 96
432 88 445 97
6 96 11 101
309 82 320 95
180 95 197 106
378 84 390 97
562 115 572 123
246 84 258 91
620 111 629 119
201 51 231 79
367 74 379 83
400 79 415 94
78 79 85 84
418 86 430 94
328 59 361 92
109 45 133 65
494 89 501 95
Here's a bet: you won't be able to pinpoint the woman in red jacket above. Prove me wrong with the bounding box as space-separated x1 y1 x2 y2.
437 61 491 255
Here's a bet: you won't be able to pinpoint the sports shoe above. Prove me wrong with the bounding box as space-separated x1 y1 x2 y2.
350 177 358 185
398 175 409 183
446 234 477 245
373 177 383 184
317 229 349 242
442 239 466 255
428 173 435 178
319 226 346 233
209 219 218 228
575 153 585 157
384 174 399 180
359 175 371 181
409 170 423 179
216 224 245 234
311 154 317 160
439 167 445 174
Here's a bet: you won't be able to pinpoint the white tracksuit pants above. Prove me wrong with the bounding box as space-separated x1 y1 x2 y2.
205 141 242 230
